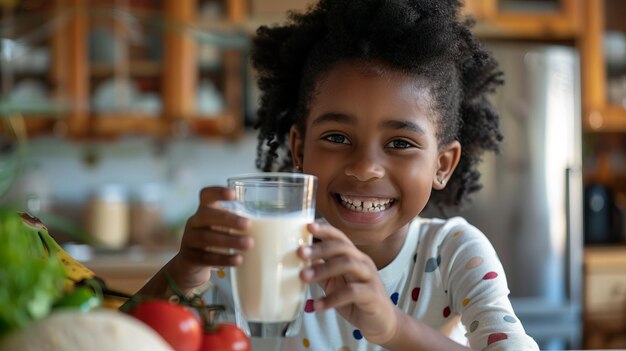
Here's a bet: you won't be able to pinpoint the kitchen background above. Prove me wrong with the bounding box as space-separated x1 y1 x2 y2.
1 0 626 349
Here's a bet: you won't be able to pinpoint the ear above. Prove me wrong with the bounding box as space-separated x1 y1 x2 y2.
432 140 461 190
289 125 305 170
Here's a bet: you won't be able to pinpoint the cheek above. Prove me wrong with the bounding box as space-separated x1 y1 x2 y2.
397 167 434 210
302 139 337 176
401 183 432 218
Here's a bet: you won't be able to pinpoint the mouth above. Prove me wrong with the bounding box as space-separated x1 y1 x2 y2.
334 193 396 213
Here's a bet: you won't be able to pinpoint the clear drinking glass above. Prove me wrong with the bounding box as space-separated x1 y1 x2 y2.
222 172 317 338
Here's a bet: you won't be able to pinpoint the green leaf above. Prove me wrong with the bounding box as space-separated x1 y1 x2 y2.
0 209 66 336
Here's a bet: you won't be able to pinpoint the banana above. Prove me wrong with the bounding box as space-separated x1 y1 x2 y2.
19 212 96 291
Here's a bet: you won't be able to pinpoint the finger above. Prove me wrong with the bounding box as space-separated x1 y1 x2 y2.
297 239 354 261
180 247 243 267
313 282 371 311
307 222 351 243
199 186 235 208
188 206 250 230
185 228 253 251
301 254 374 283
298 247 324 266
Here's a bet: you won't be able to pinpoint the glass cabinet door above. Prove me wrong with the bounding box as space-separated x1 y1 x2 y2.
183 0 247 138
1 0 248 140
0 1 78 137
87 0 167 137
581 0 626 132
600 0 626 124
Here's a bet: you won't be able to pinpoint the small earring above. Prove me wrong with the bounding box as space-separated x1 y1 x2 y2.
295 164 302 172
438 176 444 185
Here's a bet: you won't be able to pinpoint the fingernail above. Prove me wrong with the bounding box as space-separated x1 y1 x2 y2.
302 268 314 280
301 246 312 258
240 236 253 248
237 217 249 228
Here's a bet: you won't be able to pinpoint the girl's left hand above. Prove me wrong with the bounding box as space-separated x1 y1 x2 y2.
298 221 399 345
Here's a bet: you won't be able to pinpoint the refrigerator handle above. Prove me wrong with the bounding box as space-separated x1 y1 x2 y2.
565 166 583 307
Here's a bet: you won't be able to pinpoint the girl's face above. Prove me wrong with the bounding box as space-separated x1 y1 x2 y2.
290 61 460 247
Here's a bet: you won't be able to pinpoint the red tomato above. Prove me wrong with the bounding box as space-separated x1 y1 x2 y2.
130 300 202 351
201 323 251 351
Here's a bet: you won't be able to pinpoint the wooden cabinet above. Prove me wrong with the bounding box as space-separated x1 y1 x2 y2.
0 1 80 136
246 0 581 40
580 0 626 194
4 0 625 142
580 0 626 132
584 246 626 349
463 0 581 39
1 0 247 140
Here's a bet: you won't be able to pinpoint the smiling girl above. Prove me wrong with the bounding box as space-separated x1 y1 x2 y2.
131 1 540 350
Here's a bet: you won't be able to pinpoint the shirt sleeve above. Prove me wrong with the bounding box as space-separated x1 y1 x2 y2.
437 218 540 351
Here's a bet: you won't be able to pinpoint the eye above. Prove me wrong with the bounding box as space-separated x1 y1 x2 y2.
323 134 351 145
385 139 416 149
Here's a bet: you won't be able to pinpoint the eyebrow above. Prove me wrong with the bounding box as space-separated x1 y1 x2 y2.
311 112 425 135
311 113 354 126
380 120 425 135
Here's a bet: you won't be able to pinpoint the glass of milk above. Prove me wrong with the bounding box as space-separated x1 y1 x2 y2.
223 172 317 338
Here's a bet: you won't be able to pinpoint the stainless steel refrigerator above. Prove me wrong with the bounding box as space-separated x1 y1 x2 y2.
427 43 583 349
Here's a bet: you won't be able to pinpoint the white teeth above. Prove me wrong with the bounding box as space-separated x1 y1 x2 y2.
339 194 394 213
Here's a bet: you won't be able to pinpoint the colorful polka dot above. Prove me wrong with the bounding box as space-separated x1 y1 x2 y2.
453 230 462 237
482 271 498 280
352 329 363 340
465 256 483 269
425 255 441 272
487 333 508 345
463 298 470 306
304 299 315 313
443 306 451 318
390 292 399 305
411 287 420 301
469 320 479 333
303 338 310 348
503 315 517 323
217 269 225 278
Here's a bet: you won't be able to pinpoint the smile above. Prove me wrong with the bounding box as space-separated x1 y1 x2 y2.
336 194 395 213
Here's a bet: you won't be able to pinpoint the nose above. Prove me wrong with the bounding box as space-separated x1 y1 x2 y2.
344 147 386 181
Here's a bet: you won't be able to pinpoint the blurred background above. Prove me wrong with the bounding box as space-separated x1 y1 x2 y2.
1 0 626 349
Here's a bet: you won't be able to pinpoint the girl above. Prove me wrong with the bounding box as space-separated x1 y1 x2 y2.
132 0 540 350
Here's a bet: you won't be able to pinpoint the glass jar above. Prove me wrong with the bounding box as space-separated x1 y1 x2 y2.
130 183 164 246
86 184 130 249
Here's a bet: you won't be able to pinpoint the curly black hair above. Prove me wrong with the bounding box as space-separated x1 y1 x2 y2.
251 0 503 210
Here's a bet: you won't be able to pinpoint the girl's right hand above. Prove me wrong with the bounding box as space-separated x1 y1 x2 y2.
172 186 252 290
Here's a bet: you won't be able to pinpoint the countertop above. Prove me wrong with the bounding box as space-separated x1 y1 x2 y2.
67 244 177 295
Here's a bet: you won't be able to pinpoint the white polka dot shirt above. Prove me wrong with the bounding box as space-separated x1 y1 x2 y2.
207 216 540 351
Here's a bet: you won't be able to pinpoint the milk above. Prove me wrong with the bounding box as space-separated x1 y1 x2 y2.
232 215 312 322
